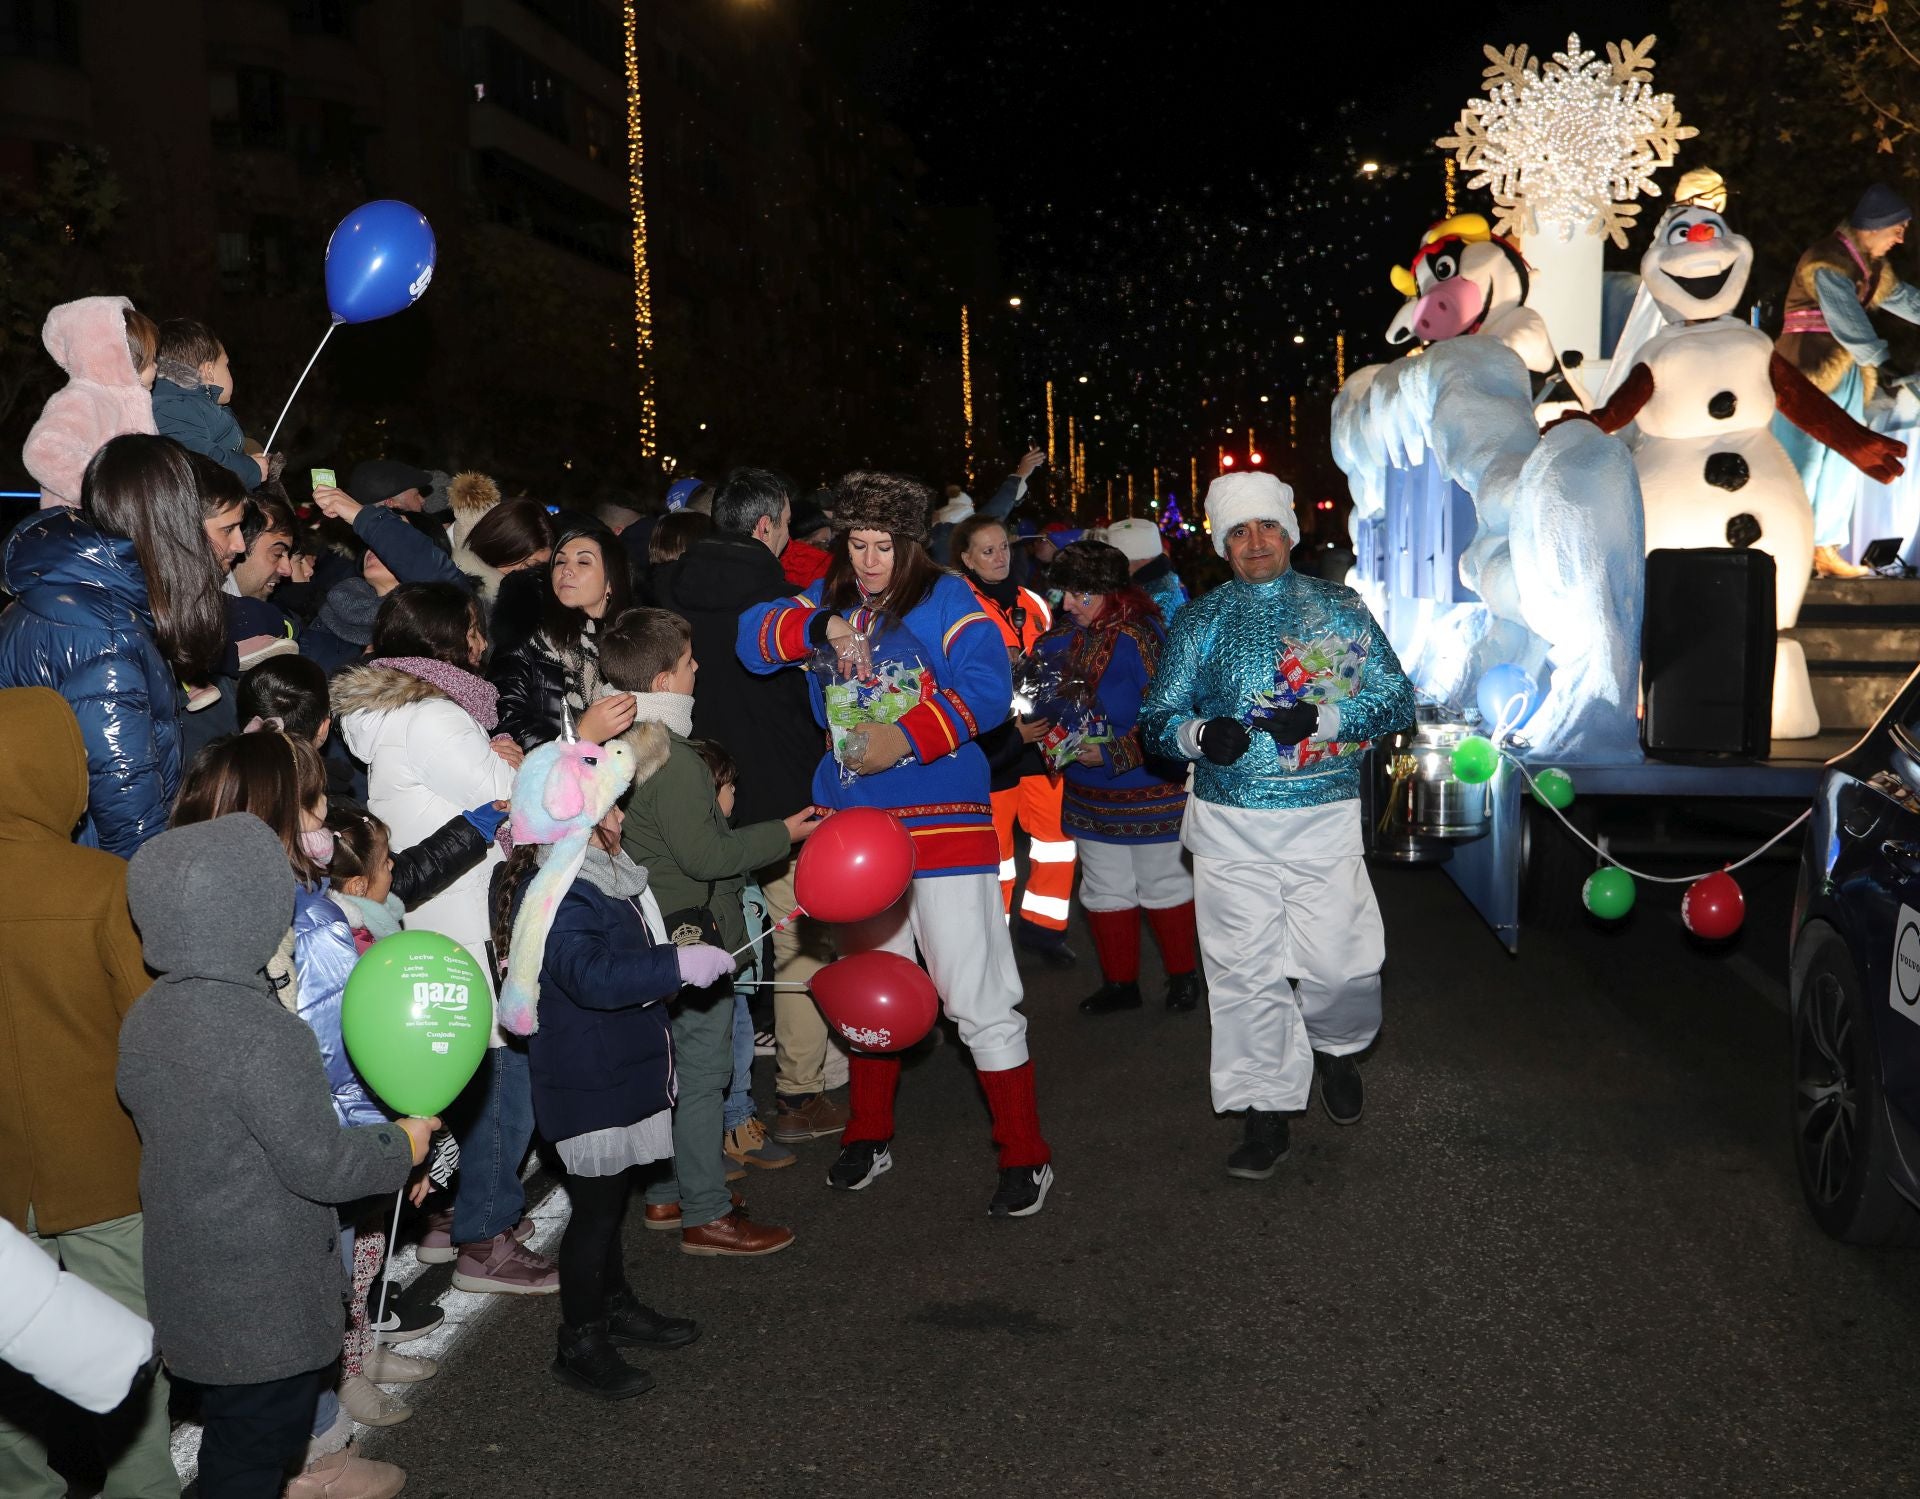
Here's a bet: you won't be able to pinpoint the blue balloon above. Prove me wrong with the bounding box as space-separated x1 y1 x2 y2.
1476 662 1540 733
325 200 436 325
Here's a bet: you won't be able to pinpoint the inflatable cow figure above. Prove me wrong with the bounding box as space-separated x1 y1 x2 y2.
1556 202 1908 737
1387 214 1557 378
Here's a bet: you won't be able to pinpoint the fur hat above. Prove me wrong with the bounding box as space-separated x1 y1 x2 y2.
830 471 935 546
1204 472 1299 556
498 736 637 1036
1049 539 1130 596
1101 517 1164 563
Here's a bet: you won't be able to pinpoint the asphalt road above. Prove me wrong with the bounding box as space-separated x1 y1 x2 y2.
362 855 1920 1499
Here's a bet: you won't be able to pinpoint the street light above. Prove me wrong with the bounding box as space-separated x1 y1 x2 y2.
1077 374 1089 384
1259 394 1270 403
1361 160 1380 176
1008 296 1023 308
1291 334 1305 345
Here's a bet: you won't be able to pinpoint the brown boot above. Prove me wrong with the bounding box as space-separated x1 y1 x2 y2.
772 1090 849 1143
1813 544 1874 579
679 1209 794 1257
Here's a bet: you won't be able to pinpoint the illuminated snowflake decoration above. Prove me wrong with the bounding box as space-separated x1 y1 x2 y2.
1437 34 1696 247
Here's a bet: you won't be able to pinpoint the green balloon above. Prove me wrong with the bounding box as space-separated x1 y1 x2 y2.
1450 734 1499 784
342 931 492 1117
1532 767 1576 810
1582 867 1636 920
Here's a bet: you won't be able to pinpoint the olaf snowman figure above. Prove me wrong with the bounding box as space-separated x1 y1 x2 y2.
1554 202 1907 738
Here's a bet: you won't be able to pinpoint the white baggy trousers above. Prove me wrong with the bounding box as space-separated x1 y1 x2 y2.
1184 796 1384 1113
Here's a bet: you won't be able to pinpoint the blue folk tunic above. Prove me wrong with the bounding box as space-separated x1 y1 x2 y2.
1033 617 1185 845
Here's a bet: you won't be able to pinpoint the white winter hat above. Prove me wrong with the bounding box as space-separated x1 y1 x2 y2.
1204 472 1298 555
1101 517 1164 563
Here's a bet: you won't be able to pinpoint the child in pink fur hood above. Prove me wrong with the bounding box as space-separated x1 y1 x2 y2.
23 296 159 507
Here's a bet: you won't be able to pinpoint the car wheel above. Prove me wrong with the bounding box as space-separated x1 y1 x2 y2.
1790 923 1920 1245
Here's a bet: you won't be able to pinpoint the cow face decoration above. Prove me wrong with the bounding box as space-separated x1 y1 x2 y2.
1385 214 1532 347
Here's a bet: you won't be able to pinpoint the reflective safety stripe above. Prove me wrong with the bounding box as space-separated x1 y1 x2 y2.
997 859 1018 881
1021 892 1073 921
1028 839 1077 864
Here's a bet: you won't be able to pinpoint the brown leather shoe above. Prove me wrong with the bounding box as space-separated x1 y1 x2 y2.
679 1209 793 1257
772 1090 850 1143
644 1190 745 1230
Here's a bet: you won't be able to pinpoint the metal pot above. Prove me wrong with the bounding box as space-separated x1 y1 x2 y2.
1367 718 1490 859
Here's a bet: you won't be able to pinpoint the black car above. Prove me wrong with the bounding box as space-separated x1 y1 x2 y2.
1792 666 1920 1243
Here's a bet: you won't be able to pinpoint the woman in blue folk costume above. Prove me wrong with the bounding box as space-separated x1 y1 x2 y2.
1141 473 1415 1183
1032 539 1202 1017
738 471 1054 1219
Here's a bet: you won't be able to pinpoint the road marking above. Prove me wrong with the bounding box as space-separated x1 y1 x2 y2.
168 1178 570 1488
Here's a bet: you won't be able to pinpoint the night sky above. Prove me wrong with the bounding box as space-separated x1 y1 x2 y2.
802 0 1667 496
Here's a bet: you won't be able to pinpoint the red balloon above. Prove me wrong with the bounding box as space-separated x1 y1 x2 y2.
1682 871 1745 940
793 807 915 923
809 950 938 1052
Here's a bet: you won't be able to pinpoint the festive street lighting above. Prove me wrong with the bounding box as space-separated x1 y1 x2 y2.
960 304 975 488
622 1 658 459
1045 379 1056 466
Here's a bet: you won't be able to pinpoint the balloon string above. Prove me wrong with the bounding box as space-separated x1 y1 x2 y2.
1501 750 1812 885
369 1183 406 1357
727 905 804 964
264 320 340 452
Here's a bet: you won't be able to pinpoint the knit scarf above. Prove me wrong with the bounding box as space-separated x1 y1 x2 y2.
377 656 499 730
547 841 651 902
629 691 694 738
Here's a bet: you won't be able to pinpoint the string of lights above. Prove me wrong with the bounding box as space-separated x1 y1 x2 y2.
1045 379 1056 465
960 304 975 488
622 1 657 460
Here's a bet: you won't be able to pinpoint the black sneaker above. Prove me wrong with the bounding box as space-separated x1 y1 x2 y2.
826 1140 893 1191
1163 971 1204 1013
367 1281 444 1344
604 1289 700 1351
1315 1052 1364 1124
552 1321 654 1400
1078 980 1142 1015
988 1163 1054 1218
1016 921 1078 970
1226 1110 1290 1180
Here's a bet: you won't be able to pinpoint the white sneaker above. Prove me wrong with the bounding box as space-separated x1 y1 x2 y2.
365 1345 437 1383
283 1441 406 1498
337 1373 411 1427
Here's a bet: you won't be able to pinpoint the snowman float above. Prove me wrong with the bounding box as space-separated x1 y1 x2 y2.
1555 202 1907 737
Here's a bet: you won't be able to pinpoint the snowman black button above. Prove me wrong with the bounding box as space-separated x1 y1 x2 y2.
1705 452 1750 490
1708 390 1737 420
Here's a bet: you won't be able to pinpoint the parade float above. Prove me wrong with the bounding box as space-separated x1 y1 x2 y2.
1331 34 1897 951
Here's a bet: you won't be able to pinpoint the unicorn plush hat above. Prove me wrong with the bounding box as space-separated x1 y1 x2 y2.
497 733 636 1035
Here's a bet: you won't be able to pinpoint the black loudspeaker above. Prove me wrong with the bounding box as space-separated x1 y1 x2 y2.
1641 547 1777 758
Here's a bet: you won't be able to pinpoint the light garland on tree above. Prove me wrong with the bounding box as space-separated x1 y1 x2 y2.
1045 379 1056 466
622 2 657 460
1437 34 1696 247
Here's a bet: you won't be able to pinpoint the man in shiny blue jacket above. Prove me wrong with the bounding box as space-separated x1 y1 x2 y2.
1141 473 1414 1182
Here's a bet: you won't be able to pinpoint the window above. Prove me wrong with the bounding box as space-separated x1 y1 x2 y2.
474 149 625 269
216 231 252 294
514 0 620 66
476 29 567 142
289 0 349 37
210 67 288 151
0 0 79 63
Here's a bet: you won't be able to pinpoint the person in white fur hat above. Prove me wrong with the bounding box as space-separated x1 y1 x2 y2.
1140 471 1414 1182
1100 516 1189 621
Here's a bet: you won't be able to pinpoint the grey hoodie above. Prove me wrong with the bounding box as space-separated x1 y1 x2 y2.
116 814 413 1385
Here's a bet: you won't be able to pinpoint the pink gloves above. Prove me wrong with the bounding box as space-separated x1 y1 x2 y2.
675 944 734 989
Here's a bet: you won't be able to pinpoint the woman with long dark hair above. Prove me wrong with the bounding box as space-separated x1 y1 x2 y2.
491 513 636 750
739 471 1055 1218
1032 540 1201 1015
331 583 555 1297
0 432 230 856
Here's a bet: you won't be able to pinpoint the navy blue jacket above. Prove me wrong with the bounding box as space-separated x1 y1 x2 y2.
519 874 679 1143
0 508 182 857
150 378 257 489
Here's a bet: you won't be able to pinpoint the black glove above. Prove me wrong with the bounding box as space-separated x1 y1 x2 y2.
1252 701 1319 747
1198 717 1251 765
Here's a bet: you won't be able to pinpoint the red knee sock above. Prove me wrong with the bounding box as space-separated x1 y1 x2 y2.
1084 907 1142 983
977 1060 1050 1168
843 1053 901 1145
1144 901 1198 976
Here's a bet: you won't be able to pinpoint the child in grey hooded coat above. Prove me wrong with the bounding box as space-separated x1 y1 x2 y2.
116 813 429 1496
